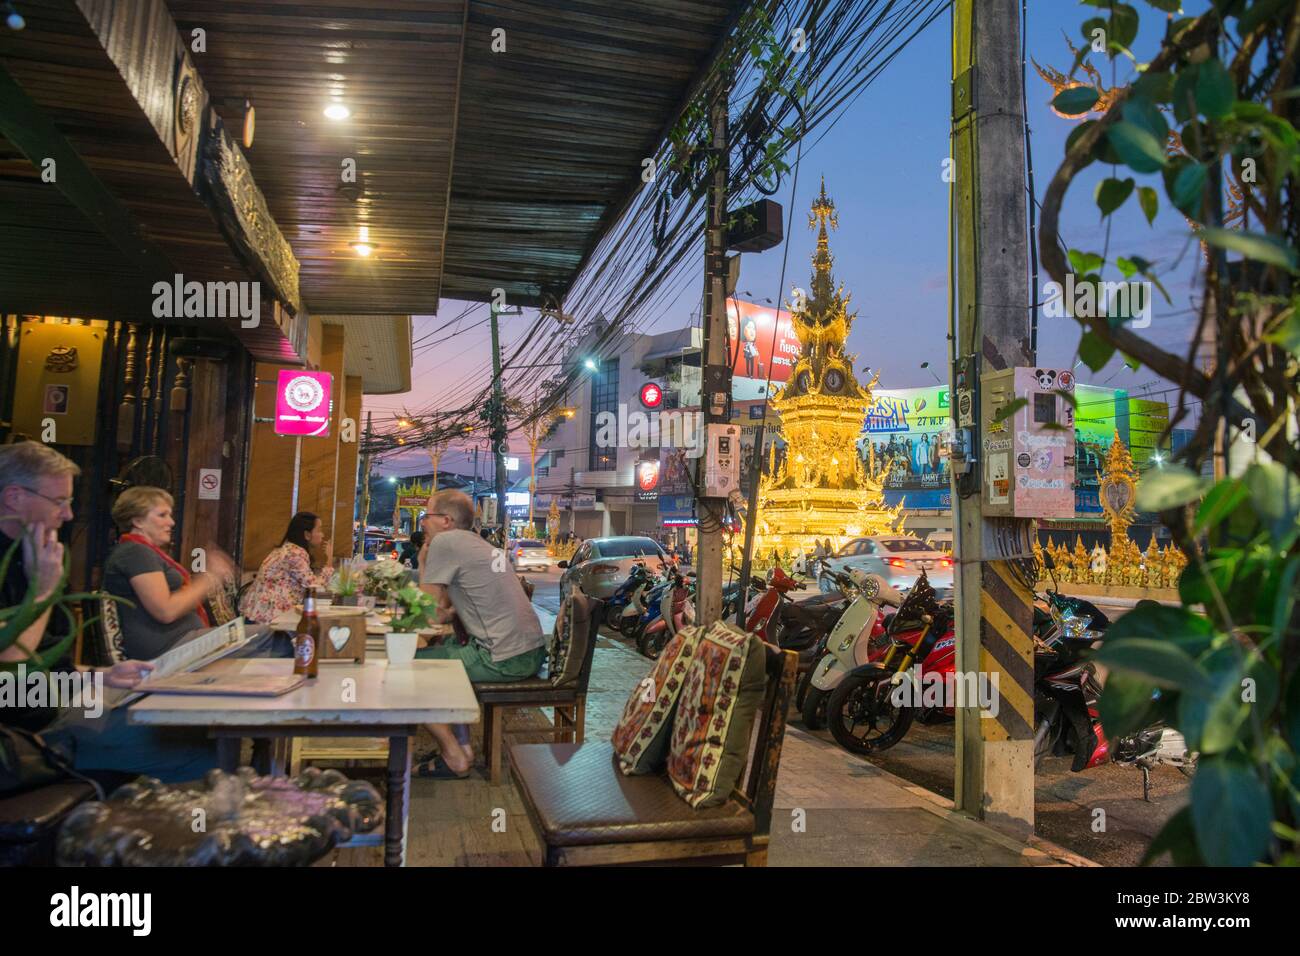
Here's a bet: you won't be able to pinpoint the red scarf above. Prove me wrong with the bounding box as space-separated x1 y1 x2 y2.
119 533 211 627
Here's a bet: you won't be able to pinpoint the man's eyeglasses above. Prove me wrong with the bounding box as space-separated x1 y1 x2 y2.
18 486 73 509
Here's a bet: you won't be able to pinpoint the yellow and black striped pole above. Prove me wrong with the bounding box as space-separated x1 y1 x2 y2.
951 0 1037 835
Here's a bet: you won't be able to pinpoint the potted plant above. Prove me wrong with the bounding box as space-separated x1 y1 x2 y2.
384 584 439 666
330 558 362 606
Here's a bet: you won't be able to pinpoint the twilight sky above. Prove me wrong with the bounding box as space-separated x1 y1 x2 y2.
367 1 1209 479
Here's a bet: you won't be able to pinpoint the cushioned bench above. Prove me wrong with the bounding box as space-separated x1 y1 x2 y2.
477 593 602 786
509 645 796 866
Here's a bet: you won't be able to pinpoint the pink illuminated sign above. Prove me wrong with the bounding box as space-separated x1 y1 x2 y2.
274 370 333 437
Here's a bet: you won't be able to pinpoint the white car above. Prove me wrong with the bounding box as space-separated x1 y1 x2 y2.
511 539 553 572
816 535 954 598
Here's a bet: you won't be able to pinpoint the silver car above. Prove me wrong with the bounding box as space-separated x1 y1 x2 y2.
558 536 670 601
511 539 553 572
816 535 954 598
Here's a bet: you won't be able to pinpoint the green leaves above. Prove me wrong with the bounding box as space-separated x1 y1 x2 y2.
1068 249 1104 274
1107 121 1168 173
1200 227 1299 270
1195 59 1236 121
1078 330 1115 372
993 397 1028 423
1243 462 1300 548
1094 638 1210 694
1171 161 1207 217
1137 185 1158 224
1190 754 1274 866
1135 464 1209 511
1095 177 1135 216
1052 86 1099 116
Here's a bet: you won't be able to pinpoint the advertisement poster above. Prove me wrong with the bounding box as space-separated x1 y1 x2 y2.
274 370 333 437
726 299 800 386
658 446 695 526
860 386 952 510
636 455 660 502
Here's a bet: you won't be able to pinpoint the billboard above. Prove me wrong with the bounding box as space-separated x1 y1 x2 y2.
860 386 953 510
725 299 801 386
275 370 333 437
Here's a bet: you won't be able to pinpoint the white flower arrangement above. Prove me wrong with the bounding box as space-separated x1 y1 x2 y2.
363 558 408 600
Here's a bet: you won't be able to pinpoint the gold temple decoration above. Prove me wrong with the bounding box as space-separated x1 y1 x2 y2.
44 346 79 373
1034 431 1186 590
392 480 433 535
749 178 902 562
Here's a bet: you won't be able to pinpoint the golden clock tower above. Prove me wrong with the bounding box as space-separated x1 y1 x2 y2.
754 178 901 553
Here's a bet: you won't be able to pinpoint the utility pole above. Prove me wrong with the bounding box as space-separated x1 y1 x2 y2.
489 303 509 535
567 469 577 538
951 0 1036 836
694 70 731 627
356 411 373 556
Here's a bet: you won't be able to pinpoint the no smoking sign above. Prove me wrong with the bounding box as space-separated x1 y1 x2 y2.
198 468 222 501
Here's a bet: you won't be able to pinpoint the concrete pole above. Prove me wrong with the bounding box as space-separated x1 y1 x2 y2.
490 305 509 535
695 72 730 627
952 0 1036 837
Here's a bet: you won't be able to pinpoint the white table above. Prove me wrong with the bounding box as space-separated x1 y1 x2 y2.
128 658 479 866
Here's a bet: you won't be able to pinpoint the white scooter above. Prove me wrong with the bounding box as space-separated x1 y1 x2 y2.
800 568 902 729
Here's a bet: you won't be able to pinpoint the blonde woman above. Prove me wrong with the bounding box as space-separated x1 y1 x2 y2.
102 486 235 660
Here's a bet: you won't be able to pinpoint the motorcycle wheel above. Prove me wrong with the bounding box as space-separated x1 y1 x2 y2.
604 604 624 630
801 686 829 731
818 574 836 595
618 614 639 638
638 627 670 660
827 672 913 755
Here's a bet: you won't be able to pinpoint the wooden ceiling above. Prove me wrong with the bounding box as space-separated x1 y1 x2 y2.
167 0 739 313
167 0 467 316
2 0 740 324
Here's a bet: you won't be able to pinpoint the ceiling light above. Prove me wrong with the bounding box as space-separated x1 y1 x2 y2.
350 241 376 257
324 103 351 121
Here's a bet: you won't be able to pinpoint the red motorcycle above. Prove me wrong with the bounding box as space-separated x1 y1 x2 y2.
825 573 958 755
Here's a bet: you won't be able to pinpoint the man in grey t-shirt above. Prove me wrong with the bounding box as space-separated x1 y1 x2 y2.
414 490 545 778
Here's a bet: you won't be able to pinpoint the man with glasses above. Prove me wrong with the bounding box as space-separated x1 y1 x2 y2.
0 442 154 729
414 489 544 778
0 440 80 671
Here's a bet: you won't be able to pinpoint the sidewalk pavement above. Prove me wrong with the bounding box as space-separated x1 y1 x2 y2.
545 604 1091 867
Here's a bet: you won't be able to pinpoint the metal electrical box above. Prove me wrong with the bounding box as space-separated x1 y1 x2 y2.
979 367 1076 518
702 423 741 497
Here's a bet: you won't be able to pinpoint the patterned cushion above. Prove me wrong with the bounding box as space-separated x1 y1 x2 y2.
666 621 767 808
99 597 126 665
611 624 705 775
547 594 593 687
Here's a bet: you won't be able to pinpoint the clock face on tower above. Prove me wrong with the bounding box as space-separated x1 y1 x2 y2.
796 371 811 392
824 369 846 393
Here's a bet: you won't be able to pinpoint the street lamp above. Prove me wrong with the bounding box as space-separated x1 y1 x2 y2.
920 361 943 385
583 358 598 372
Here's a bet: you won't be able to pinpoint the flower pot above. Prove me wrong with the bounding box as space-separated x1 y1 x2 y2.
385 632 418 666
334 593 360 607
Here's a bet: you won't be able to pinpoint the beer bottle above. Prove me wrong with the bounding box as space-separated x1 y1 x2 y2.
293 589 321 678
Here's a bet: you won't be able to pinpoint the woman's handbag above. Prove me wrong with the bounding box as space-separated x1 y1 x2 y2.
0 725 103 800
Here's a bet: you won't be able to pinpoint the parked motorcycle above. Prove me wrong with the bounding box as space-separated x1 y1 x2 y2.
799 567 901 729
1034 553 1196 799
604 561 654 630
824 571 957 755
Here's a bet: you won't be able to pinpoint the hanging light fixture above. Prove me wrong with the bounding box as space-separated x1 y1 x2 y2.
242 98 256 148
324 102 351 121
350 225 377 257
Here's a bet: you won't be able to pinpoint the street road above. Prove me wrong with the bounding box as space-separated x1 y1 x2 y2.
518 564 1187 866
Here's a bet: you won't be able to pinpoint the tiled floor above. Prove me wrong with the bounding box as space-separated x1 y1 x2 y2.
327 606 1082 867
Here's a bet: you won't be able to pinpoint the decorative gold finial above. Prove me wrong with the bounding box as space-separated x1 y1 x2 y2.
808 175 838 231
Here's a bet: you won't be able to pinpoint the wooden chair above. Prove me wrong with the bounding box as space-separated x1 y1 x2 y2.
508 645 797 867
476 593 602 786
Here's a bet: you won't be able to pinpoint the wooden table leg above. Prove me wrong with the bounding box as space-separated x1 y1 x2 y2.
385 734 410 867
216 737 240 773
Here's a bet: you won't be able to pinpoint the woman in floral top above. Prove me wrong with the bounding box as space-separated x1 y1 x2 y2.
241 512 334 624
